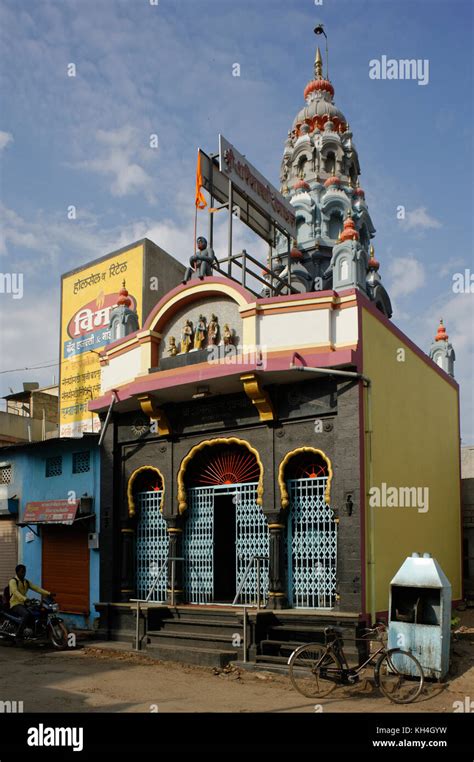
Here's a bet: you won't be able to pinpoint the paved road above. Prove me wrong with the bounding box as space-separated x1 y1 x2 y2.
0 638 472 714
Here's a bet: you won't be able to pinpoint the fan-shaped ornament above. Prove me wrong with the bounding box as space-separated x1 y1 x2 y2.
197 449 260 485
297 462 328 479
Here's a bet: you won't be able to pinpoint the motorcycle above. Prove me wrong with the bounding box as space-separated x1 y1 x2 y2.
0 595 69 649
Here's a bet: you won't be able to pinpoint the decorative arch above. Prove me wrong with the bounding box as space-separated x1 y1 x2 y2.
324 151 336 174
339 258 349 280
292 146 312 166
329 211 344 241
321 196 349 216
295 208 312 225
144 278 253 334
177 437 264 513
127 465 165 518
278 447 333 508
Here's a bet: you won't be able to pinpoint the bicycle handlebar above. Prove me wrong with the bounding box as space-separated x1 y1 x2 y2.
363 622 387 637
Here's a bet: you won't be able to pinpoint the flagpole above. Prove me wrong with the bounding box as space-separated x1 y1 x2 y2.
193 203 197 258
194 148 208 265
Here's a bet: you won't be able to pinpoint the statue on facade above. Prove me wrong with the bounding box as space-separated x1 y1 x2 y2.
195 315 207 349
167 336 178 356
181 320 194 353
223 324 234 346
182 236 218 284
207 314 219 345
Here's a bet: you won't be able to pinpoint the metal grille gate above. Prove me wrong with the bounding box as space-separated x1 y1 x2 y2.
183 482 269 605
136 490 169 602
287 477 337 608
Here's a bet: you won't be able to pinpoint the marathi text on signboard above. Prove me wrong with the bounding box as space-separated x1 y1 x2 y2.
23 499 79 525
59 245 144 437
218 134 296 240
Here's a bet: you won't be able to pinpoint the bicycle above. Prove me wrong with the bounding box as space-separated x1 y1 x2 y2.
288 622 424 704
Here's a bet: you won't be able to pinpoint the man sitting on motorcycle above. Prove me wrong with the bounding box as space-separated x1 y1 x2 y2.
8 564 51 639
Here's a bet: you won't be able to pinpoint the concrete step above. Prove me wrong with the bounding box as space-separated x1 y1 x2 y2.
269 624 327 634
147 607 245 627
256 654 291 666
145 641 238 667
156 617 243 635
147 629 241 651
260 639 308 655
167 606 243 617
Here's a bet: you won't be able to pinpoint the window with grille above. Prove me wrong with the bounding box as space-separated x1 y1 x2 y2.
72 451 90 474
0 465 12 484
46 456 62 478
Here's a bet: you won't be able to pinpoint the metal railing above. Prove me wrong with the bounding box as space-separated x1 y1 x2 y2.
130 556 184 651
232 555 269 663
214 249 298 297
131 554 268 660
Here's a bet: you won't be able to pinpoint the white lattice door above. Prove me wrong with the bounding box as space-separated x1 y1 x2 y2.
287 477 337 608
183 483 269 604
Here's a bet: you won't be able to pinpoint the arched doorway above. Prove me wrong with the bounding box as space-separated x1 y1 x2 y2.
280 449 337 609
179 440 269 605
128 467 169 602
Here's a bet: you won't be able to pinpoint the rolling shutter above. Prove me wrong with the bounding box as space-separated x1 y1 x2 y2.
41 524 89 614
0 517 18 589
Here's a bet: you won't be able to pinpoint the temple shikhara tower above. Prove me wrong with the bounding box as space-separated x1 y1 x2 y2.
82 37 461 665
269 47 392 319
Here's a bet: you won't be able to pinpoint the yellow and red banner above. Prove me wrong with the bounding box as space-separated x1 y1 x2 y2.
59 244 144 437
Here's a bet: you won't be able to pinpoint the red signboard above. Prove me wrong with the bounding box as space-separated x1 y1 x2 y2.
23 500 79 525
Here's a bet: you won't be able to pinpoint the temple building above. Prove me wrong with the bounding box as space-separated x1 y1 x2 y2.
89 44 462 665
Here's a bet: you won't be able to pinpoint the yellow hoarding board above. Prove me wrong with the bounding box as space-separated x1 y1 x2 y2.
60 244 144 437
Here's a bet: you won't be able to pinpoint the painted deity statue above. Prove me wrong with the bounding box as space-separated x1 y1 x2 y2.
182 236 218 284
181 320 194 353
195 315 207 350
207 314 219 345
223 324 234 346
167 336 178 356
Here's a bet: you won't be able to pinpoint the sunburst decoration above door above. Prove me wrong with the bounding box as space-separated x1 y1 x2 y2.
297 462 328 479
196 448 260 485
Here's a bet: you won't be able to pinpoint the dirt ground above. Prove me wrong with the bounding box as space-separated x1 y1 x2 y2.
0 610 473 714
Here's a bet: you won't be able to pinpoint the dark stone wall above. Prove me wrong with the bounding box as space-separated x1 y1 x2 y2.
99 413 117 601
99 376 362 612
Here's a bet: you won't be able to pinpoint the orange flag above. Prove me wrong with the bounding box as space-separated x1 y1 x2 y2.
195 150 207 210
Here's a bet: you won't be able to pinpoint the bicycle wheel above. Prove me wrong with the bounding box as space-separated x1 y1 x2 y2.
376 648 424 704
288 643 341 698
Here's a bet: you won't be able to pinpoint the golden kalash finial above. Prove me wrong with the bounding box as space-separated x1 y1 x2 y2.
315 47 323 79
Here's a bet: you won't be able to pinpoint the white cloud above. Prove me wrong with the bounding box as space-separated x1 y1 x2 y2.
438 257 469 278
387 256 426 299
69 125 156 203
402 207 442 231
403 293 474 444
434 293 474 353
0 292 60 395
0 131 13 151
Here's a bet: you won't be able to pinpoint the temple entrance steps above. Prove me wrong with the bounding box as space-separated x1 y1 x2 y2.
253 611 364 669
95 603 365 668
144 606 364 668
145 606 246 667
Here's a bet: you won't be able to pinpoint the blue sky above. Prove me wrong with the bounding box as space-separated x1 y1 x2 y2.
0 0 473 441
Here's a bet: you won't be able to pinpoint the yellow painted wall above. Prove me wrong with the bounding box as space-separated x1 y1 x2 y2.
362 308 462 614
60 245 144 437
